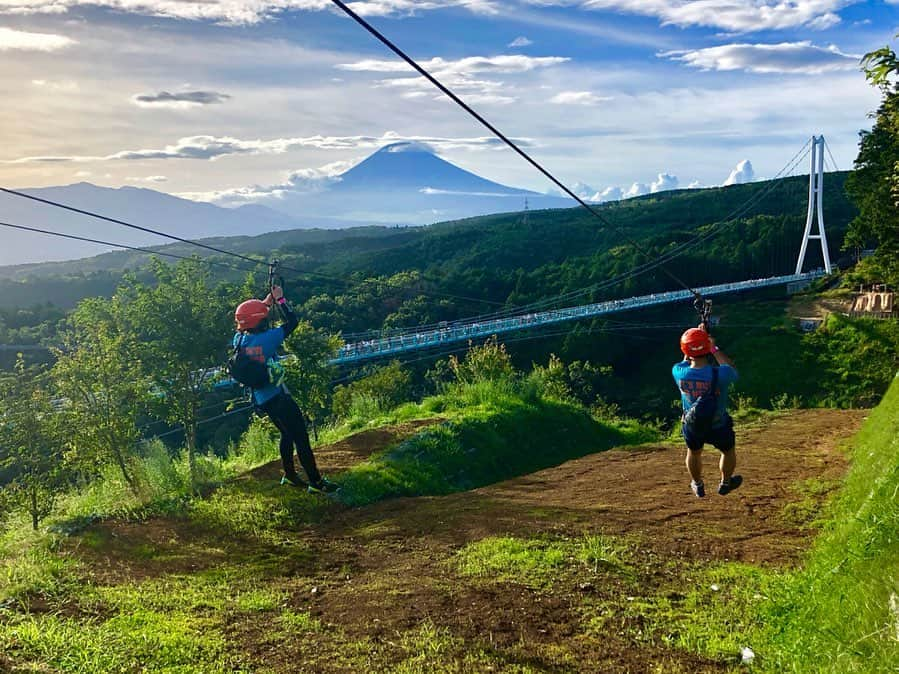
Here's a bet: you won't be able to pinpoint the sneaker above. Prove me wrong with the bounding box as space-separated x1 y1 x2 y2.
691 480 706 498
718 475 743 496
280 474 307 488
308 477 340 495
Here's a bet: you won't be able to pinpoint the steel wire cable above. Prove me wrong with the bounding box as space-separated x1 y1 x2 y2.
341 139 815 340
326 0 701 299
824 137 841 172
0 188 506 308
0 220 259 275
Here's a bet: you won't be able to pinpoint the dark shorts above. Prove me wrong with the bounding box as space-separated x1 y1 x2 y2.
682 414 735 453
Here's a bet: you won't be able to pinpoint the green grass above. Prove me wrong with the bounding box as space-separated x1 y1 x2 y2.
456 533 633 589
2 609 244 673
750 375 899 672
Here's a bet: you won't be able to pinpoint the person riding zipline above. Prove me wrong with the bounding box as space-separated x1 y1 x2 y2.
673 326 742 498
233 286 338 494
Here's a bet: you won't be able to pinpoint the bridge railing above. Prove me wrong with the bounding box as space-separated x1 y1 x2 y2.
330 271 823 365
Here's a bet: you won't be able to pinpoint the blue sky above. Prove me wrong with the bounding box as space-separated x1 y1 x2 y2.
1 0 896 206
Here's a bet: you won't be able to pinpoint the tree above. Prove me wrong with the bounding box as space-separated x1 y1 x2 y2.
331 360 412 420
0 358 67 530
52 296 150 492
282 321 342 437
126 259 233 486
845 37 899 285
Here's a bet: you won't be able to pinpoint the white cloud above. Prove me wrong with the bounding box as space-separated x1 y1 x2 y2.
724 159 755 185
177 158 357 205
650 172 678 192
598 186 623 201
522 0 852 32
508 36 533 48
626 182 650 197
571 181 596 199
347 0 498 17
0 0 332 24
132 90 231 108
338 54 569 106
688 180 702 189
31 78 78 90
0 0 499 23
4 131 532 165
126 175 168 183
549 90 610 105
337 54 570 75
0 26 74 51
661 41 860 74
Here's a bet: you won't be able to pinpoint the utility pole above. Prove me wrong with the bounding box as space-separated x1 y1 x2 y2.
795 135 833 275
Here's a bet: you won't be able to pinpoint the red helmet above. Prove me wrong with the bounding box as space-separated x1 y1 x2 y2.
680 328 712 357
235 299 269 330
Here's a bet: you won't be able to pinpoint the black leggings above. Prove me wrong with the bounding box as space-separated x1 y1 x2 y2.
261 393 322 484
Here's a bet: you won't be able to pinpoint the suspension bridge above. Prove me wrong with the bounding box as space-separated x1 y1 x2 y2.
330 135 836 366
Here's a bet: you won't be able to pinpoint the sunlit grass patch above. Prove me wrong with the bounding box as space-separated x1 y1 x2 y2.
456 533 633 589
0 527 85 607
456 537 568 587
278 608 321 632
622 562 772 661
186 482 327 542
235 587 286 612
0 608 242 673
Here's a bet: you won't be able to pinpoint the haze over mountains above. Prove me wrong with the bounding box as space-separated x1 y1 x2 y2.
0 142 572 267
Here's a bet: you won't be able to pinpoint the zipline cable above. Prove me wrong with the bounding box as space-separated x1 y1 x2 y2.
0 191 505 307
325 0 701 299
343 137 814 338
0 220 261 275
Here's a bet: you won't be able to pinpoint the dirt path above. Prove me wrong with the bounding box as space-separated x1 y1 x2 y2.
69 409 866 673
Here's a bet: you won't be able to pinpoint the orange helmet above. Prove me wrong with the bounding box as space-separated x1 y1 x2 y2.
235 299 269 330
680 328 712 357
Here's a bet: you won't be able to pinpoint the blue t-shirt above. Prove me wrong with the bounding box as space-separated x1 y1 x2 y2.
233 327 288 406
672 361 738 427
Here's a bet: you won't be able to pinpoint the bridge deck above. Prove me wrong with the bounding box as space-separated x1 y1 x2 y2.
330 272 822 365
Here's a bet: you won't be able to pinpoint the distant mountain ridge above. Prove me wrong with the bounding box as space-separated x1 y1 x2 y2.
0 143 571 266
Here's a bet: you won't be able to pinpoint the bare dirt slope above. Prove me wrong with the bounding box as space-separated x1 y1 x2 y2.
73 409 866 673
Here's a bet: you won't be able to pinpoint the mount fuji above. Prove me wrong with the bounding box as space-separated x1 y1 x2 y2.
251 141 572 224
0 142 574 266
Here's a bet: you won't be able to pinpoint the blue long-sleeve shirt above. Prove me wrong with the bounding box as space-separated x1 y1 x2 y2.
232 300 298 406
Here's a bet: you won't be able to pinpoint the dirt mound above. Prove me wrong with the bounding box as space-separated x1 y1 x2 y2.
243 417 442 481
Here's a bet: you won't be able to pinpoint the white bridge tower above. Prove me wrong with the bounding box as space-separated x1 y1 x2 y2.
795 135 833 275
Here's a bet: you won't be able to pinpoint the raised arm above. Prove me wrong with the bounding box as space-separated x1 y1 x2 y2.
270 285 299 338
709 336 735 369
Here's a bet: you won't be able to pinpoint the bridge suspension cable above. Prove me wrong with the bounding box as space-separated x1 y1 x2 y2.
338 139 814 343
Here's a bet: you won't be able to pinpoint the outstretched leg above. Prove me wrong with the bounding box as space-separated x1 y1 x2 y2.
686 448 703 483
719 448 736 482
277 395 323 486
267 408 301 479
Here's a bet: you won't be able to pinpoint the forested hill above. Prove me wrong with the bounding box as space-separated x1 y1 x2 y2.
0 172 854 318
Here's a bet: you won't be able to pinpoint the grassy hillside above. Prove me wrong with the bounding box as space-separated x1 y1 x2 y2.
755 373 899 671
